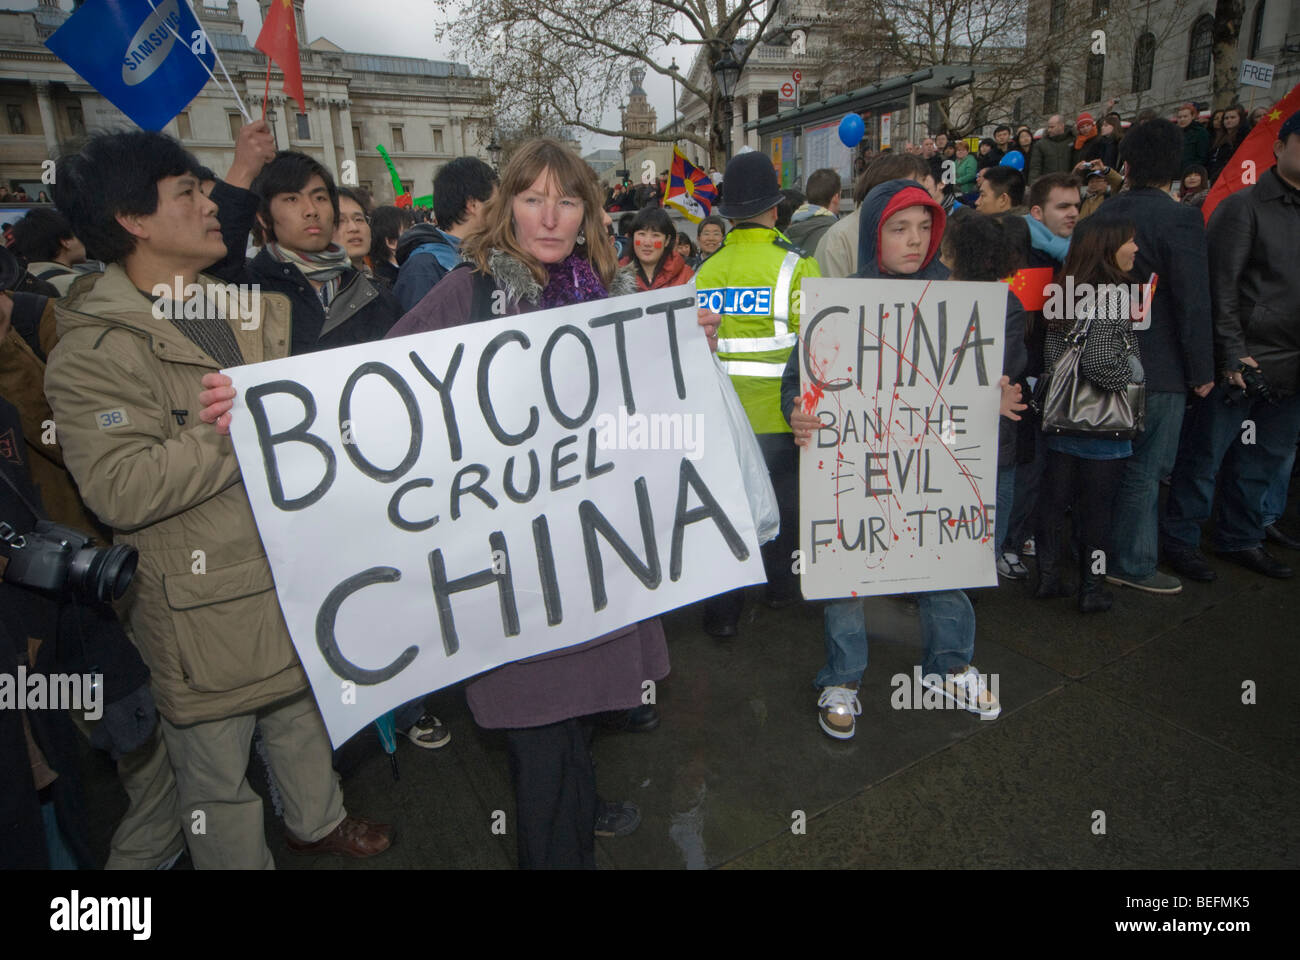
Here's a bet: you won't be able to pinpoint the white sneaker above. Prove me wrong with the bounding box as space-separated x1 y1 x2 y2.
817 684 862 740
920 666 1001 719
996 551 1028 580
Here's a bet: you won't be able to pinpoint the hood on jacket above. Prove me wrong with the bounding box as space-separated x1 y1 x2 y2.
789 202 835 224
487 247 638 306
855 179 949 280
395 223 453 266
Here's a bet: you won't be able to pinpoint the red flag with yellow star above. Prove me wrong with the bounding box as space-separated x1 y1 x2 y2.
256 0 305 115
1004 266 1055 311
1202 81 1300 223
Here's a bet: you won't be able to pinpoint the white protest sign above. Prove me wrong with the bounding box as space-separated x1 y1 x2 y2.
1239 59 1274 89
225 284 765 745
796 278 1006 599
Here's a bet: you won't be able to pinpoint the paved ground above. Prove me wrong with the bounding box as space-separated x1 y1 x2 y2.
79 488 1300 870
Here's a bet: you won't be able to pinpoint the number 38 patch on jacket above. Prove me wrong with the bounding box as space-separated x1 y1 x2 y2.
94 408 132 430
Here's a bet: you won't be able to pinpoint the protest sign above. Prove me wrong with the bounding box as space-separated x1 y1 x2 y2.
796 278 1006 599
225 285 766 745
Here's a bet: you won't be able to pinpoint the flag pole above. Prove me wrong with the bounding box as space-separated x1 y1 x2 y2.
263 60 271 122
143 0 251 122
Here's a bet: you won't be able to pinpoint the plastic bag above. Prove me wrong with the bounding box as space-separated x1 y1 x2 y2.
713 355 780 544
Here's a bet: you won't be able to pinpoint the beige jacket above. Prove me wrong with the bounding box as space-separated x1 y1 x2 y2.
43 265 307 725
815 206 861 278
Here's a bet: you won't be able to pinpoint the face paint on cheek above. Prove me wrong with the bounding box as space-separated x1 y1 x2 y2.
653 240 663 249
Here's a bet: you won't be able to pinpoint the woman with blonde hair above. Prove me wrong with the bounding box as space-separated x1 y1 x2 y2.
386 138 668 868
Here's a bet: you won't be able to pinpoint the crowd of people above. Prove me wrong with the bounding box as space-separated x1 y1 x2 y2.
1 91 1297 869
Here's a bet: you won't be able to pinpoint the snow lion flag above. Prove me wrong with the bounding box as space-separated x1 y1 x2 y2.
45 0 216 132
664 146 719 223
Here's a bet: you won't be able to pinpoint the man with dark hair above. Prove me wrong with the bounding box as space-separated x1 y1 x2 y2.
785 167 841 255
222 150 401 355
393 156 498 311
9 207 87 296
976 166 1025 213
1091 118 1215 595
991 124 1013 162
816 153 932 277
1176 102 1210 173
42 127 393 868
1161 110 1300 579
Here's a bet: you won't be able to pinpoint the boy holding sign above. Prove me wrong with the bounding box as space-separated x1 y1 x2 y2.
777 181 1010 739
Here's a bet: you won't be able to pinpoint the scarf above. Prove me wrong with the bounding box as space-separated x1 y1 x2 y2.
1023 213 1071 263
539 253 609 310
1073 127 1097 152
268 241 350 308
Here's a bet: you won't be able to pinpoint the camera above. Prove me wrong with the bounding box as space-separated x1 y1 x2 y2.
0 519 137 603
1223 364 1276 406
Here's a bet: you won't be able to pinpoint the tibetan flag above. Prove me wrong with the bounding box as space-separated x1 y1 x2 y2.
1004 266 1055 312
1202 81 1300 223
256 0 305 114
44 0 216 132
664 146 719 223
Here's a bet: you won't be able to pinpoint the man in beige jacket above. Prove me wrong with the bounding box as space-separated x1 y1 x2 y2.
43 127 392 869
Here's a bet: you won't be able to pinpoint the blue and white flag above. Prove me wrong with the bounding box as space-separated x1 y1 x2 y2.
45 0 216 132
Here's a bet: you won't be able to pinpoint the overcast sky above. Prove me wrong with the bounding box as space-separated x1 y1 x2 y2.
5 0 692 154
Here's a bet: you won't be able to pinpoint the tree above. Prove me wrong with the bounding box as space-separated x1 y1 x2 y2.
827 0 1093 136
432 0 784 166
1211 0 1246 110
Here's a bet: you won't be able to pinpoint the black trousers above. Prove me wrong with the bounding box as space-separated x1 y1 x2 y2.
703 432 799 628
505 717 596 869
1040 449 1126 555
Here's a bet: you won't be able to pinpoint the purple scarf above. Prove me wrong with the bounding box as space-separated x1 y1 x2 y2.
539 253 608 310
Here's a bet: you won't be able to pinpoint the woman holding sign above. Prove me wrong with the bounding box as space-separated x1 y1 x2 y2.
385 138 674 868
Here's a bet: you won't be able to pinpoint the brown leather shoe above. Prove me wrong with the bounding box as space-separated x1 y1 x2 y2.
285 816 393 858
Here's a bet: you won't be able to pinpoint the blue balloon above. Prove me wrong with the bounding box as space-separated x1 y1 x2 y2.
999 150 1025 170
838 113 865 148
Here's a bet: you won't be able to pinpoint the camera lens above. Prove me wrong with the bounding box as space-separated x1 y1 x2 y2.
67 543 139 603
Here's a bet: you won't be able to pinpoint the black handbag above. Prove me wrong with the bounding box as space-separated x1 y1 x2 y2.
1039 313 1145 440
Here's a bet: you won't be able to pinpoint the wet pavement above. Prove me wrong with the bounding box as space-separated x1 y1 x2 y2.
78 502 1300 870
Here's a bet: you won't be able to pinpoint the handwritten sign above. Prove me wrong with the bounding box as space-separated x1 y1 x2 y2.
1239 59 1274 89
796 278 1006 599
225 285 765 745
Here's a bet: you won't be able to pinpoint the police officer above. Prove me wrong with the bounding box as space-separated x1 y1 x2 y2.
695 151 821 637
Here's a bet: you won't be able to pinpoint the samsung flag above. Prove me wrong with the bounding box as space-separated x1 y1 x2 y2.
45 0 216 131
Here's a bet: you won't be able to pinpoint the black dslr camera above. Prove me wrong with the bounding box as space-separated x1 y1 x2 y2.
1223 364 1276 406
0 519 137 603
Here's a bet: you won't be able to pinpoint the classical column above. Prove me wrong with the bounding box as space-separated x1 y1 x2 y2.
450 116 465 157
747 92 760 150
338 100 357 170
32 81 60 158
731 103 744 158
316 96 337 176
271 97 291 149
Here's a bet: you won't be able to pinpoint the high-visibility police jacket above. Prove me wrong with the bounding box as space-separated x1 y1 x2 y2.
694 223 821 433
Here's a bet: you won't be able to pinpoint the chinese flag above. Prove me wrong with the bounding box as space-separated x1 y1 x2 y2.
1004 266 1055 311
1202 81 1300 223
256 0 305 115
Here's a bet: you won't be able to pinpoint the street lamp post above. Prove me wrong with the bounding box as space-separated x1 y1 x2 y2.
487 137 502 171
711 51 741 165
670 57 680 139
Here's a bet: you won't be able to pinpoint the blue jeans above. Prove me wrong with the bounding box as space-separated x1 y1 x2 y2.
1004 440 1045 553
817 590 975 687
995 465 1016 555
1262 446 1297 527
1110 391 1186 578
1162 387 1300 552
